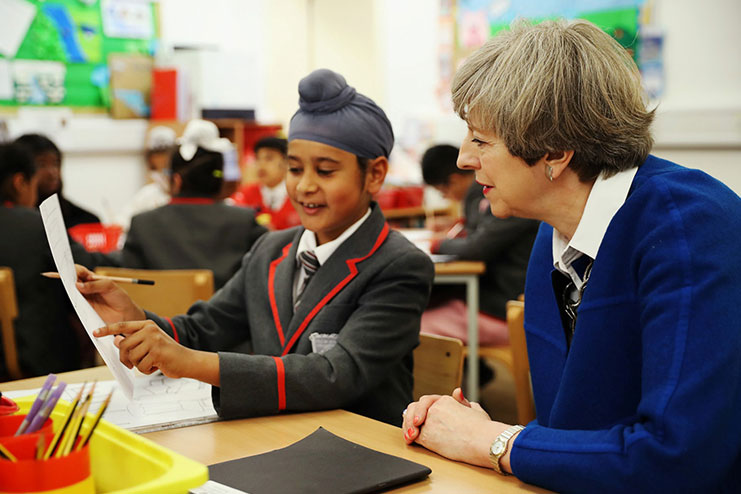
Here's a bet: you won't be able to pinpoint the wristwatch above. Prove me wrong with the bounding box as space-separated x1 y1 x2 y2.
489 425 524 475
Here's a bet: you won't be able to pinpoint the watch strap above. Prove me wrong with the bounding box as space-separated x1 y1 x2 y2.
489 424 525 475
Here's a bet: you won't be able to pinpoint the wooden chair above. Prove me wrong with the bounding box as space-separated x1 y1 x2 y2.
0 267 22 380
413 333 464 400
94 267 215 319
476 299 536 425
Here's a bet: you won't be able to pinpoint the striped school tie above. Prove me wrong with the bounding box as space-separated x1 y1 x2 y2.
295 250 320 309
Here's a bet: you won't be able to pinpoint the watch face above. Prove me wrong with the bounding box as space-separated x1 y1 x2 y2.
492 440 506 456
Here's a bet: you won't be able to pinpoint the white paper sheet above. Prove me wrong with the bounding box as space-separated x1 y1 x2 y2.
3 375 218 433
0 0 36 58
39 194 135 400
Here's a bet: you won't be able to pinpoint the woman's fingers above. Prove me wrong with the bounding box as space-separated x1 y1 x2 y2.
452 387 471 407
403 394 445 443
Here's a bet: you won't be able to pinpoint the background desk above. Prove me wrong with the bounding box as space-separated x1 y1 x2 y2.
1 368 550 494
434 260 486 401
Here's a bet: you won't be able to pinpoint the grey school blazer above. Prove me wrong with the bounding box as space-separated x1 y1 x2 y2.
146 204 434 425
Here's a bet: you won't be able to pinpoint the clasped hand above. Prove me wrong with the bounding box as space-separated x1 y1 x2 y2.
402 388 514 471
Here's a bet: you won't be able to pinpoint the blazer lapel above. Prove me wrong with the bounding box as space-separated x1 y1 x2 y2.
283 204 389 354
268 230 302 347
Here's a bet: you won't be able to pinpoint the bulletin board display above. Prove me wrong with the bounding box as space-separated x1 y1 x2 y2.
0 0 158 109
453 0 645 64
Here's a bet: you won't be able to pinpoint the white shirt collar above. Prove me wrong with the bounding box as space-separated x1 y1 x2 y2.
552 166 638 288
260 181 287 211
296 207 372 266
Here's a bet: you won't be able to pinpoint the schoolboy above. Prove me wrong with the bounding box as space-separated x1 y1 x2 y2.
231 136 301 230
81 69 435 426
420 144 539 346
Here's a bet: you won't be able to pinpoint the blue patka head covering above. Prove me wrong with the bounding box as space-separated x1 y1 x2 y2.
288 69 394 159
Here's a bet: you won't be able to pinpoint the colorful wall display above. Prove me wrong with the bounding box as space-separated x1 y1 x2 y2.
0 0 157 110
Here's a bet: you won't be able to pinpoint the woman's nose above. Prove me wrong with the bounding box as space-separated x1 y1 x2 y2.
457 138 480 171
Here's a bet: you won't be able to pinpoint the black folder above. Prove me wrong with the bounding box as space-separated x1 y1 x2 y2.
207 427 432 494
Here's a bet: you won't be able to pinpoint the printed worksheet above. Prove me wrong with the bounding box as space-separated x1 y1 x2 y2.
4 374 218 433
39 194 135 400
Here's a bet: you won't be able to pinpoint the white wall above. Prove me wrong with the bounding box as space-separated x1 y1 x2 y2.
648 0 741 191
3 0 740 222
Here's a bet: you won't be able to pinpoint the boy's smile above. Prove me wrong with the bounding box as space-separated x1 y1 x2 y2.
286 139 376 245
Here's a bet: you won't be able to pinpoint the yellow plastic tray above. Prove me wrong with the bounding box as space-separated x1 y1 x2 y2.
15 397 208 494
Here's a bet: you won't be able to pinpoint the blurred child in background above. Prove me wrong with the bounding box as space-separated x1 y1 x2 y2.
0 142 115 377
15 133 100 228
420 144 539 348
116 125 177 233
121 120 267 289
231 137 300 230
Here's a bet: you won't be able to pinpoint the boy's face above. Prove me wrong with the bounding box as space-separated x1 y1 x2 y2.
286 139 379 245
434 173 472 202
34 150 61 199
255 148 287 188
147 150 172 173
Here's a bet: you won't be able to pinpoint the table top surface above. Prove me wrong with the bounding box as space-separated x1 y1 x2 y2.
433 260 486 275
1 372 548 493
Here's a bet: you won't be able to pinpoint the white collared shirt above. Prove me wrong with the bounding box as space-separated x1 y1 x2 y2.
260 181 287 211
552 167 638 289
293 208 372 302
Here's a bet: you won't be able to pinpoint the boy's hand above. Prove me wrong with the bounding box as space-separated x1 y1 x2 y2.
94 321 221 386
94 321 191 378
75 264 145 323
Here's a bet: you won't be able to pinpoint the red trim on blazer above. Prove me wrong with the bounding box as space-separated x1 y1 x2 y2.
169 197 216 205
272 356 287 410
281 223 390 356
268 243 293 346
165 316 179 343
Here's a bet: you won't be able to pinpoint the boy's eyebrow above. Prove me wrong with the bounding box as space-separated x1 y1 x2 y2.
286 154 341 165
313 156 341 165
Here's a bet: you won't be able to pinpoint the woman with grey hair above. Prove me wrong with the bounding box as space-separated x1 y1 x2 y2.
402 19 741 493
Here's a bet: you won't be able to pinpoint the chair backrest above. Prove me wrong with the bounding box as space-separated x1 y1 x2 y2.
506 299 536 424
413 333 464 401
0 267 22 380
94 267 214 318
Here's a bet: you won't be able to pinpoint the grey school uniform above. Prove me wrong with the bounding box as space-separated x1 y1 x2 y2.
435 182 539 319
122 200 267 289
146 204 434 426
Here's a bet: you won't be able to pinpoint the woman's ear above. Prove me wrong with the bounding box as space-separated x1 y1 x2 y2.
365 156 388 195
543 150 574 181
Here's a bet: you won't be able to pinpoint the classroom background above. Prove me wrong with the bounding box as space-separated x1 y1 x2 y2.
0 0 739 224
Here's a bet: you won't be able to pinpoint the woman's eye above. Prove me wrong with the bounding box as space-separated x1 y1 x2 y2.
317 169 334 176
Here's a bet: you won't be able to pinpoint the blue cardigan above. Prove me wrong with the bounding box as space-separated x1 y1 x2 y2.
511 156 741 493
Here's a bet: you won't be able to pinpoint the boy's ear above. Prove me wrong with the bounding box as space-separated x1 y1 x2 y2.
365 157 388 195
11 172 25 195
171 172 182 195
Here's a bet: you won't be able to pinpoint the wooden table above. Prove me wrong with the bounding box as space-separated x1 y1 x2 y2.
1 369 549 493
433 260 486 401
